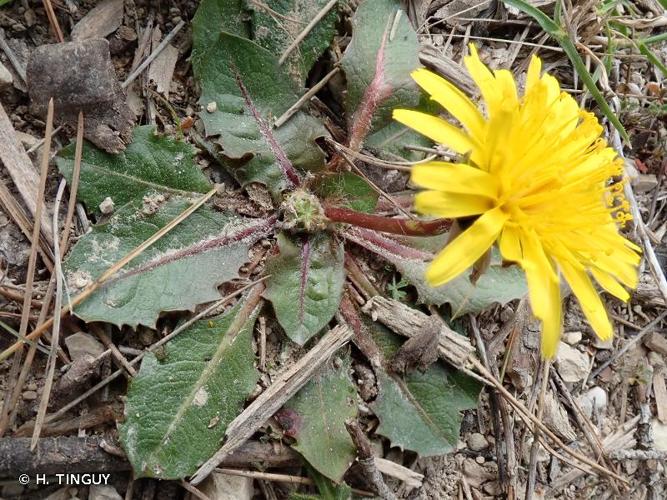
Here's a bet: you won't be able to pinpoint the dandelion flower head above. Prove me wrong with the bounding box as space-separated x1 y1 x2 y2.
393 45 641 358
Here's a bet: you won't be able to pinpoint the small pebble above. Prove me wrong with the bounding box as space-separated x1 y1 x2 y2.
475 456 485 464
22 391 37 401
206 101 217 113
99 196 114 215
563 331 582 345
467 432 489 451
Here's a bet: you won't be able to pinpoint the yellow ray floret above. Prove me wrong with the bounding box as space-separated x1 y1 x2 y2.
393 44 641 358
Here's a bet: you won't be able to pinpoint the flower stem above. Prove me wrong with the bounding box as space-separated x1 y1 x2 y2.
324 206 450 236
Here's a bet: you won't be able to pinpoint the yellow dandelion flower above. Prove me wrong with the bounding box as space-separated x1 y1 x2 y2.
393 45 641 358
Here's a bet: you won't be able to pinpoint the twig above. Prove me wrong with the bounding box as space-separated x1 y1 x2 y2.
215 468 374 496
4 115 83 431
588 310 667 382
42 0 65 42
191 324 354 484
0 188 218 362
0 99 54 437
259 315 266 371
346 419 397 500
25 126 64 155
274 67 340 127
122 20 185 89
180 481 212 500
0 28 27 83
525 360 550 500
31 178 68 450
469 316 512 496
91 324 137 377
278 0 338 65
334 145 415 219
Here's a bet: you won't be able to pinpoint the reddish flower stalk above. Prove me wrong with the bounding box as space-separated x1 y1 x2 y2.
324 206 450 236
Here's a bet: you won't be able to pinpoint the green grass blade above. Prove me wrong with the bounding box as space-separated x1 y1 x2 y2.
502 0 630 143
638 41 667 78
502 0 560 33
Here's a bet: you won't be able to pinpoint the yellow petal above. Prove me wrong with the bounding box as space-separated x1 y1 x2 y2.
415 191 494 218
540 274 562 358
425 206 507 286
411 162 499 198
559 260 613 340
525 55 542 95
590 267 630 302
499 224 522 263
464 44 500 117
393 109 477 155
493 69 519 109
519 230 562 358
411 68 486 138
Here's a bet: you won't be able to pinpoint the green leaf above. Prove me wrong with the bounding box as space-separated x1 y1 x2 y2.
282 356 357 482
369 322 481 456
194 31 328 196
247 0 340 86
341 0 422 153
347 229 527 316
314 172 378 213
264 232 345 345
119 295 261 479
501 0 629 143
64 196 275 328
396 256 528 318
56 126 211 213
364 95 439 161
192 0 250 73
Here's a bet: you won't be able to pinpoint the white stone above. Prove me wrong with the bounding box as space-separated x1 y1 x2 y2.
555 342 589 383
577 386 607 419
563 331 582 345
99 196 114 214
653 419 667 452
206 101 217 113
632 174 658 193
196 472 253 500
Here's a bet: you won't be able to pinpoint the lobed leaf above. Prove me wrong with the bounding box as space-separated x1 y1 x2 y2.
264 232 345 345
341 0 423 154
56 126 211 213
194 32 328 196
281 356 357 482
360 315 481 456
347 228 527 316
248 0 340 86
119 295 261 479
64 196 275 328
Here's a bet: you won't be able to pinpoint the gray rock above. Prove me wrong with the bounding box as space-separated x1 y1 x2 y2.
27 39 133 153
0 61 13 89
65 332 105 362
556 342 589 383
577 386 607 419
89 485 122 500
467 432 489 452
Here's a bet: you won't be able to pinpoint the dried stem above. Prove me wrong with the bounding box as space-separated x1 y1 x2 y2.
0 99 54 436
